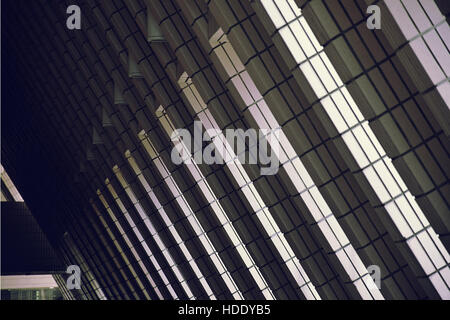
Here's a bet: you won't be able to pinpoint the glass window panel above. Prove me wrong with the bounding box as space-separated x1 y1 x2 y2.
321 96 348 133
329 217 350 246
385 0 419 40
423 30 450 77
429 272 450 299
353 278 373 300
300 61 327 98
395 196 424 233
231 76 254 105
410 37 445 83
439 267 450 288
335 250 358 280
284 161 306 191
318 220 341 251
364 122 386 156
292 157 314 188
242 71 262 101
299 16 322 51
222 41 246 74
417 231 446 269
363 166 391 203
301 191 323 221
262 0 286 28
331 91 357 128
255 212 276 237
310 186 331 216
353 126 380 163
215 46 237 77
272 234 290 261
341 87 365 122
275 0 296 21
280 26 305 63
373 160 401 198
290 20 314 58
342 131 370 168
310 55 337 93
407 237 435 275
402 0 432 32
405 192 429 227
419 0 444 24
322 53 343 87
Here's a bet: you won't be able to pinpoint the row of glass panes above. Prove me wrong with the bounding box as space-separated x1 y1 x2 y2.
95 193 165 299
112 165 196 299
103 181 179 299
63 234 107 300
65 235 105 299
388 0 449 84
53 274 76 300
124 151 217 299
138 130 244 300
209 27 382 299
59 244 89 299
155 105 275 299
294 0 448 295
91 200 152 299
177 72 320 300
89 214 141 299
262 0 449 298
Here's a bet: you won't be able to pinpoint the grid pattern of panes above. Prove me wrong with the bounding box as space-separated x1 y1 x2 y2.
95 193 164 299
178 72 320 300
104 179 179 299
90 199 153 300
5 0 449 301
113 165 197 299
138 130 244 299
63 234 107 300
84 205 145 299
155 106 275 299
209 27 383 299
290 0 449 253
125 150 217 299
386 0 449 106
260 0 449 299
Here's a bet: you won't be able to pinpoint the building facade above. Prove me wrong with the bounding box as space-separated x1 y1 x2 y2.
2 0 449 300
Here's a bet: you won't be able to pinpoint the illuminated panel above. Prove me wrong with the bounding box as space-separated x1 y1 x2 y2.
209 28 383 299
90 200 151 300
63 233 107 300
113 166 195 300
85 209 139 299
104 179 179 299
0 275 57 289
178 72 320 300
138 131 244 300
1 164 24 202
261 0 449 299
155 107 275 299
125 150 217 299
96 191 164 299
386 0 449 94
